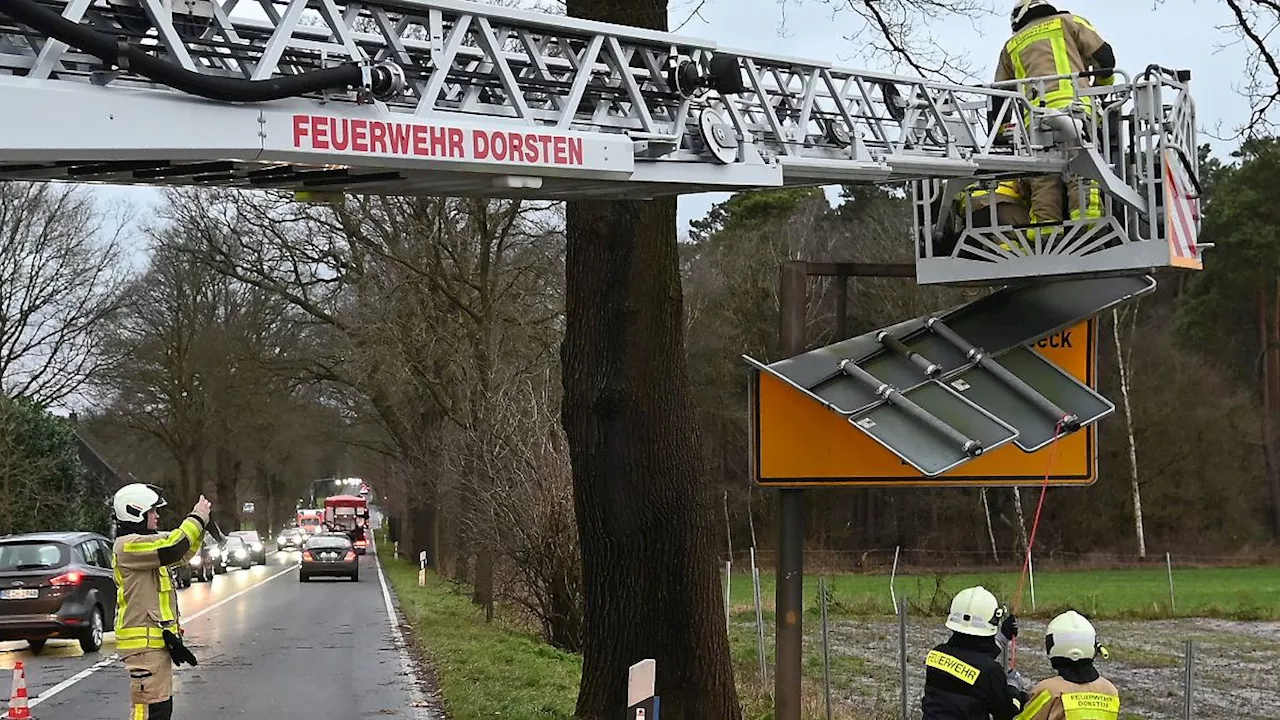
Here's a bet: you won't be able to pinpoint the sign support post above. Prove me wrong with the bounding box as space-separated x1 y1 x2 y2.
774 262 807 720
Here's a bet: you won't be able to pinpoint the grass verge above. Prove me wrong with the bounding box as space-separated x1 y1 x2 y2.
726 565 1280 620
381 556 581 720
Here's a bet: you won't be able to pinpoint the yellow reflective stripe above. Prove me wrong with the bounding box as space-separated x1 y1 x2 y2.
1005 18 1077 108
1072 15 1098 33
118 626 167 650
1015 690 1054 720
1045 34 1075 104
123 528 188 554
178 517 203 548
157 566 177 623
958 182 1024 211
995 181 1022 199
925 650 980 685
114 565 126 632
133 704 146 720
1063 692 1120 719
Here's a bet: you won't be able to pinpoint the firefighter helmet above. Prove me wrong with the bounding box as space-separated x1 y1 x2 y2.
1011 0 1057 30
1045 610 1098 661
945 586 1002 637
112 483 168 524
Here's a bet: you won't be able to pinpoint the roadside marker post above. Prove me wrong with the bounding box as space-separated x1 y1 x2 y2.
627 659 659 720
418 551 428 587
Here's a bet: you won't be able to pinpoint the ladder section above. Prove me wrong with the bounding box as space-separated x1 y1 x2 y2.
744 275 1153 476
913 65 1204 285
0 0 1067 197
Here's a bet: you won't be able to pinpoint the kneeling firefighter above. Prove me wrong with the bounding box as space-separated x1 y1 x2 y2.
922 586 1029 720
1017 610 1120 719
111 483 211 719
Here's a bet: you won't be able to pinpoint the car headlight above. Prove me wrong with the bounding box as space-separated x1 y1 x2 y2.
250 543 262 551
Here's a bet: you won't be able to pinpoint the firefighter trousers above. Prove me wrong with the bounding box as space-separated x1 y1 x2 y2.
1027 174 1102 223
126 650 174 719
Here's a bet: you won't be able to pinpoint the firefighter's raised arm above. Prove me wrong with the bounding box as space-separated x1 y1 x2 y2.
113 493 212 569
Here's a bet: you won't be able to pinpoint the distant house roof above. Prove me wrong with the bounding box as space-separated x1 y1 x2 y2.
73 429 122 493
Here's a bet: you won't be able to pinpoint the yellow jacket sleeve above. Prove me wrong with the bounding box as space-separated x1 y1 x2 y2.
115 513 207 569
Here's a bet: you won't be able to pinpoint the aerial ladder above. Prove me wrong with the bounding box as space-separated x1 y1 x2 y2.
0 0 1204 474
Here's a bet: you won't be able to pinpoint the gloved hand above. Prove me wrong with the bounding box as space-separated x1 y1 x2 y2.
995 122 1018 146
162 629 198 667
1006 669 1031 694
1000 613 1019 642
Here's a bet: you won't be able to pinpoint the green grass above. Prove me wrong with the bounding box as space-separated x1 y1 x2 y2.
725 565 1280 620
381 558 581 720
379 546 1279 720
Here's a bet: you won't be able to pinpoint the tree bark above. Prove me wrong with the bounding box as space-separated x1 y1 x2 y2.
562 197 740 719
213 444 241 531
1260 279 1280 539
558 15 740 709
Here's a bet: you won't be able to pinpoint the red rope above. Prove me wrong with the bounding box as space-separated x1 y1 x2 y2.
1008 418 1066 668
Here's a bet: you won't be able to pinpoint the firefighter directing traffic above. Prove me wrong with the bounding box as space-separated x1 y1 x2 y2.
111 484 211 720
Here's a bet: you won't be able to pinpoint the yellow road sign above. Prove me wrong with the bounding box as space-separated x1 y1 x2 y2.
751 320 1097 487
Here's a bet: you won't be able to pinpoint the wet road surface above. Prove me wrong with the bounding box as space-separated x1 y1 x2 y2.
0 547 434 719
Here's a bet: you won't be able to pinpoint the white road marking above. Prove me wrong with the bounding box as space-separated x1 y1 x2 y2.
28 560 299 708
373 547 435 718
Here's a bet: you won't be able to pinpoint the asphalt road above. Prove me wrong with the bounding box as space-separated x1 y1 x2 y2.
0 548 434 719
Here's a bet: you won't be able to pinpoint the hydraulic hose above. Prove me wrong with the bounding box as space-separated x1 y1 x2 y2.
1 0 400 102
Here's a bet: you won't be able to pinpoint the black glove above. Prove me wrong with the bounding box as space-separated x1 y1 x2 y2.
162 628 198 667
1000 613 1019 641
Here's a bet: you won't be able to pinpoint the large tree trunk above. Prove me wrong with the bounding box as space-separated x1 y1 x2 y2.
213 444 241 531
1260 279 1280 538
559 24 740 713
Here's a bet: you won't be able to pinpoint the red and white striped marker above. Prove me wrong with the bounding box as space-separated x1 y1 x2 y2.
1163 148 1202 270
7 660 31 720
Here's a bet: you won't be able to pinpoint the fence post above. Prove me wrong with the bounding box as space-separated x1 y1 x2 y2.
751 547 767 690
890 545 901 612
1182 639 1194 720
1028 550 1036 612
821 577 832 720
724 560 732 636
899 597 909 720
1166 552 1176 615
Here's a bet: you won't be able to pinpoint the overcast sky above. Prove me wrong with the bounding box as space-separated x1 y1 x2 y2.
91 0 1258 256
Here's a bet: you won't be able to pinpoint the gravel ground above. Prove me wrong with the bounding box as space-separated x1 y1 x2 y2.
750 615 1280 719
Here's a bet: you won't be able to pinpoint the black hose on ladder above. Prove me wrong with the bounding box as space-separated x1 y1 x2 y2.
1 0 401 102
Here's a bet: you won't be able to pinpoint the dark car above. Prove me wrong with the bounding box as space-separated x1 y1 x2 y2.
299 534 358 582
185 533 224 582
221 536 254 570
229 531 267 565
0 532 116 654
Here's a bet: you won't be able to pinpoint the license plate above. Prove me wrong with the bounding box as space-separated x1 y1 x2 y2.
1 589 38 600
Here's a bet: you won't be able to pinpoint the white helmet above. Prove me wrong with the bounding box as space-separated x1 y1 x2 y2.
1045 610 1097 661
1011 0 1056 30
113 483 168 524
946 586 1001 637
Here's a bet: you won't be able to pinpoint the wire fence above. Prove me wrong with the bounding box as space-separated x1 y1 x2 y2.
723 546 1280 574
729 575 1279 719
724 548 1280 719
